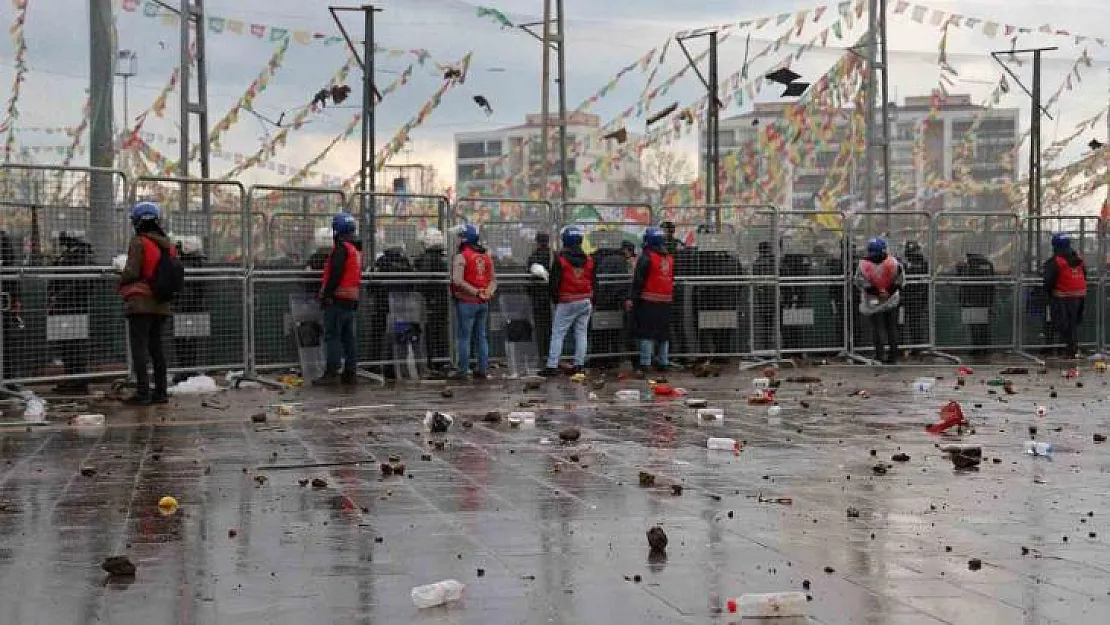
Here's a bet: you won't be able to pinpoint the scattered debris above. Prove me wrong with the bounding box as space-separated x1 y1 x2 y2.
638 471 656 487
476 568 485 577
311 477 328 489
558 427 581 443
483 411 502 423
671 484 684 496
647 526 668 553
228 528 238 538
380 463 394 477
758 494 793 505
440 389 454 398
1000 367 1028 375
298 478 309 487
846 507 861 518
253 475 267 486
80 466 97 477
523 379 543 392
891 453 910 462
871 464 888 476
101 556 136 578
421 453 432 461
425 411 454 433
823 566 835 574
927 401 968 434
968 558 982 571
250 412 267 424
1095 433 1107 443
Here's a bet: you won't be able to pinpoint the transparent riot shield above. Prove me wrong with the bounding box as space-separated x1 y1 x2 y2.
289 292 326 382
497 291 540 377
387 291 428 381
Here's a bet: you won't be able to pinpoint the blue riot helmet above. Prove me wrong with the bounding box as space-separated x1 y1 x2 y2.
561 225 584 247
866 237 887 256
331 212 356 236
642 227 664 248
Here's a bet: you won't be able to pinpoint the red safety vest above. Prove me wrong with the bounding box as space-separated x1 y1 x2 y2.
556 254 594 303
859 256 898 292
452 245 493 303
118 235 176 300
640 250 674 304
320 241 362 301
1053 255 1087 298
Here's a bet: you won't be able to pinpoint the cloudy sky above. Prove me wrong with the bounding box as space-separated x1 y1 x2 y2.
0 0 1107 205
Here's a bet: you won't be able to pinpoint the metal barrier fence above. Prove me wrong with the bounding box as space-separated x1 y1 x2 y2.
4 172 1110 391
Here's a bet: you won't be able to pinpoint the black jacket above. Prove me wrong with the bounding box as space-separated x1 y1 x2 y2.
413 246 448 274
1043 250 1086 296
548 247 598 303
629 244 668 301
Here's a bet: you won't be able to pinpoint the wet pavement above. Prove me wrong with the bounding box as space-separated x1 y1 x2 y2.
2 363 1110 624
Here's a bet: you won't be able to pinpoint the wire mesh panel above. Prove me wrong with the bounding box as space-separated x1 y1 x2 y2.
455 198 554 275
775 210 847 357
1019 216 1101 354
932 212 1020 356
353 192 446 261
657 205 710 249
847 211 933 354
131 176 251 268
247 186 348 376
0 165 131 387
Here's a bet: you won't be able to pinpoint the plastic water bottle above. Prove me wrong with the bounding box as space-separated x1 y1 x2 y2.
411 579 465 609
615 389 641 402
729 592 808 617
707 437 740 452
1024 441 1053 456
22 396 46 422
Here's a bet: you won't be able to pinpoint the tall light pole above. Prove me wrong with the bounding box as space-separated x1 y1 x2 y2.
115 49 137 172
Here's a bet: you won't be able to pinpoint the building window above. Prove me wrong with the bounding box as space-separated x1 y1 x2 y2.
457 142 486 159
486 140 502 155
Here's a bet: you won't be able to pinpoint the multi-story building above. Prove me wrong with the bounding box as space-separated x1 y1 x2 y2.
455 112 641 201
702 94 1020 213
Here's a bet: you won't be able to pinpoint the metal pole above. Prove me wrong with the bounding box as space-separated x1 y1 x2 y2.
863 0 877 214
538 0 552 201
878 0 891 215
1031 49 1042 266
195 0 212 237
88 0 114 265
555 0 569 202
708 31 719 207
360 5 376 227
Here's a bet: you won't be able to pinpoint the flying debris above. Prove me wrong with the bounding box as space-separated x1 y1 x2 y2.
444 68 463 80
678 109 695 125
330 85 351 104
602 128 628 143
782 82 810 97
473 95 493 116
764 67 801 86
312 88 330 108
646 102 679 126
1090 139 1105 151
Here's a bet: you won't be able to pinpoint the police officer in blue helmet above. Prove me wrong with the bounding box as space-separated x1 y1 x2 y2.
539 225 597 376
852 237 904 364
626 227 675 375
314 212 363 386
1043 232 1087 359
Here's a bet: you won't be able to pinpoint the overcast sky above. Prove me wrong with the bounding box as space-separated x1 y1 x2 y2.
0 0 1107 207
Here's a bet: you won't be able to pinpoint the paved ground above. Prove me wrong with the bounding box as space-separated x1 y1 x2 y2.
1 362 1109 624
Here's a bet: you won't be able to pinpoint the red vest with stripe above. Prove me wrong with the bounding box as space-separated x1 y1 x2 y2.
556 254 594 303
320 241 362 301
859 256 898 292
640 250 674 304
452 245 493 303
1053 255 1087 298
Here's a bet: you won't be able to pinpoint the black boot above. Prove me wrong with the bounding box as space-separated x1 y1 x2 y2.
341 370 358 385
313 370 341 386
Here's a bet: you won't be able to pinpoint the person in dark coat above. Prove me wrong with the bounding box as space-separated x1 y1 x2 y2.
1042 232 1087 359
956 251 996 359
49 230 95 394
171 235 207 383
900 241 930 347
0 230 24 382
413 228 450 371
372 244 414 377
525 232 554 360
751 241 776 352
595 241 636 368
626 227 674 374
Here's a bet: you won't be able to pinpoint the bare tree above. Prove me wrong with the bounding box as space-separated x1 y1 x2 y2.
639 148 694 204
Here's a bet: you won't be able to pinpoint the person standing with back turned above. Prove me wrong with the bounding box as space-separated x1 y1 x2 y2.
314 212 363 386
853 237 904 364
117 202 180 405
626 227 674 375
1043 232 1087 359
450 224 497 381
540 226 596 377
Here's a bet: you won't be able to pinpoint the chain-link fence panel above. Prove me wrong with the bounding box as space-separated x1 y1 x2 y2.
1019 215 1101 354
0 165 131 387
455 198 555 275
932 213 1020 356
351 192 450 376
847 211 934 356
131 176 253 268
247 187 348 377
775 210 848 358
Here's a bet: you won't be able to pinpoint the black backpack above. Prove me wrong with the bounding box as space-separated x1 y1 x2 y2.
144 236 186 302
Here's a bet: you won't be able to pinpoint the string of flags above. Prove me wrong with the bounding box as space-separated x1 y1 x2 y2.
117 0 433 60
2 0 30 161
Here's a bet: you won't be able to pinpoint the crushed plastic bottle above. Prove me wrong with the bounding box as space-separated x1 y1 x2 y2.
913 377 935 393
22 395 46 422
1024 441 1053 456
727 592 809 617
707 437 740 452
615 389 641 402
411 579 465 609
696 408 724 421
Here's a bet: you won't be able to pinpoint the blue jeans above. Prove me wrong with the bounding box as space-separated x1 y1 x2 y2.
546 300 592 368
323 305 358 374
455 301 489 375
639 339 669 368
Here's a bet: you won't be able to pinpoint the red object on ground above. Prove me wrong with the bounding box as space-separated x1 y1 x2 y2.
653 383 674 396
727 598 738 613
957 365 974 376
926 401 968 434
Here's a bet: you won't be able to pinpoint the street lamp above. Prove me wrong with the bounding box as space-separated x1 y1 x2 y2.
115 49 137 131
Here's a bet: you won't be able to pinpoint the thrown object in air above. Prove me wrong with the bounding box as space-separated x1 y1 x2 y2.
602 127 628 143
473 95 493 116
645 102 679 126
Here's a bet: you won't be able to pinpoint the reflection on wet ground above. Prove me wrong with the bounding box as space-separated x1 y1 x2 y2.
1 364 1109 624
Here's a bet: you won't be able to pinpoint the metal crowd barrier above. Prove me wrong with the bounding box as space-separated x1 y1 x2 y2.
5 172 1110 392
